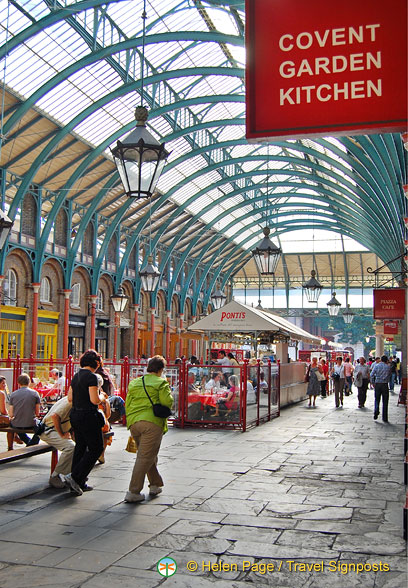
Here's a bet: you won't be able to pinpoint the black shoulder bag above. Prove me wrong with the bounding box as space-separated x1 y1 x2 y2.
142 376 172 418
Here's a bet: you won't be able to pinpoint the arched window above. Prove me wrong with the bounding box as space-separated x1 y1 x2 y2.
96 289 104 312
70 283 80 308
3 269 17 306
40 277 51 303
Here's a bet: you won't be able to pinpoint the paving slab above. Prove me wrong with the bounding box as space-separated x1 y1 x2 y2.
0 388 405 587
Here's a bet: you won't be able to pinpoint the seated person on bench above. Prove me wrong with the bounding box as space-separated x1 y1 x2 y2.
40 395 74 489
7 373 41 450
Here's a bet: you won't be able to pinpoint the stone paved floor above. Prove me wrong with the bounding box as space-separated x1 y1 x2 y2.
0 386 406 587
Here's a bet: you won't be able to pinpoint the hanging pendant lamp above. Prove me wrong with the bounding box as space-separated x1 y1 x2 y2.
327 292 341 316
342 304 355 324
211 283 227 310
302 270 323 303
251 227 281 275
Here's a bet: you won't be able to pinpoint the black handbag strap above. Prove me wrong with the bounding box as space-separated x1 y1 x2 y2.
142 376 154 407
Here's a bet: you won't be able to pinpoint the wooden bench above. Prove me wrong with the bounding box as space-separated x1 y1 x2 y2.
0 427 114 473
0 427 58 473
0 443 57 467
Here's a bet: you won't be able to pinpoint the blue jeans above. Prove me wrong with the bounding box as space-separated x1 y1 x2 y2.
10 425 32 445
389 372 396 391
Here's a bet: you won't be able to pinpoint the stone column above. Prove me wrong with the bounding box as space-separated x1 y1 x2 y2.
375 333 384 357
275 341 289 364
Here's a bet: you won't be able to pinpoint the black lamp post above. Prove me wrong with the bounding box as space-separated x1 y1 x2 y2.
211 283 227 310
111 107 169 198
0 210 13 250
251 227 281 275
327 292 341 316
110 286 129 360
302 270 323 303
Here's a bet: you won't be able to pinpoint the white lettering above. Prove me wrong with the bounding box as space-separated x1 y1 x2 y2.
279 61 295 78
315 57 330 75
303 85 315 103
366 23 380 41
332 55 347 73
332 28 346 45
333 82 349 100
279 34 293 51
351 80 365 98
349 26 364 43
280 87 295 105
279 80 382 105
278 24 381 52
367 78 382 97
314 29 330 47
297 32 313 50
316 84 331 101
350 53 364 71
297 59 314 77
279 53 382 78
367 51 381 69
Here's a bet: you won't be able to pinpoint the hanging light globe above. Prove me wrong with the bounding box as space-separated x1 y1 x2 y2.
110 286 129 313
211 284 227 310
111 106 170 198
251 227 281 275
342 304 355 324
139 255 161 293
302 270 323 303
327 292 341 316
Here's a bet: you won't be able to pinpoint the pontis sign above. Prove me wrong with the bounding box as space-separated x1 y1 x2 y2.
245 0 407 140
373 289 406 320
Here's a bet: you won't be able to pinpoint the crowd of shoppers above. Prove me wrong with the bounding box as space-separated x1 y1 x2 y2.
304 353 397 422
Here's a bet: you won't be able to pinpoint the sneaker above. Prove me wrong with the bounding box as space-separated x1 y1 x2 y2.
373 414 378 420
149 485 163 496
81 484 94 492
60 473 83 496
124 491 145 503
49 475 65 489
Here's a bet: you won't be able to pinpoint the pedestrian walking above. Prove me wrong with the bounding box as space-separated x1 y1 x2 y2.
370 355 391 422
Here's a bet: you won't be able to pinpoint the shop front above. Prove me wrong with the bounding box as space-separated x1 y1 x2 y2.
0 305 26 358
37 310 59 359
68 315 86 358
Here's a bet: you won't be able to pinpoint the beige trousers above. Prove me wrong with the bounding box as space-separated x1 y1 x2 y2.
128 420 164 494
40 430 75 475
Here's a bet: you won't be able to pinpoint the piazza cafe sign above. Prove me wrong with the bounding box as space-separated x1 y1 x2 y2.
245 0 407 140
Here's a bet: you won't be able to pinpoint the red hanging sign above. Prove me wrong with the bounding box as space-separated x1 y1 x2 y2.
383 320 399 334
246 0 407 140
373 289 406 320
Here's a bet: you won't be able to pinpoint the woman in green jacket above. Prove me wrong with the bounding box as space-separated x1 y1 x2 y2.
125 355 173 503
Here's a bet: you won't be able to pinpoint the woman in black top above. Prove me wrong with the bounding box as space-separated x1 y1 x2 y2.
61 349 107 496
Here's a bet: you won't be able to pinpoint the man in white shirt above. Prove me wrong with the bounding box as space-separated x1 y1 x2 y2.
49 369 65 399
217 350 232 385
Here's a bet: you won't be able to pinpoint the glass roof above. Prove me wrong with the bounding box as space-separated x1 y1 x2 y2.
0 0 405 284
